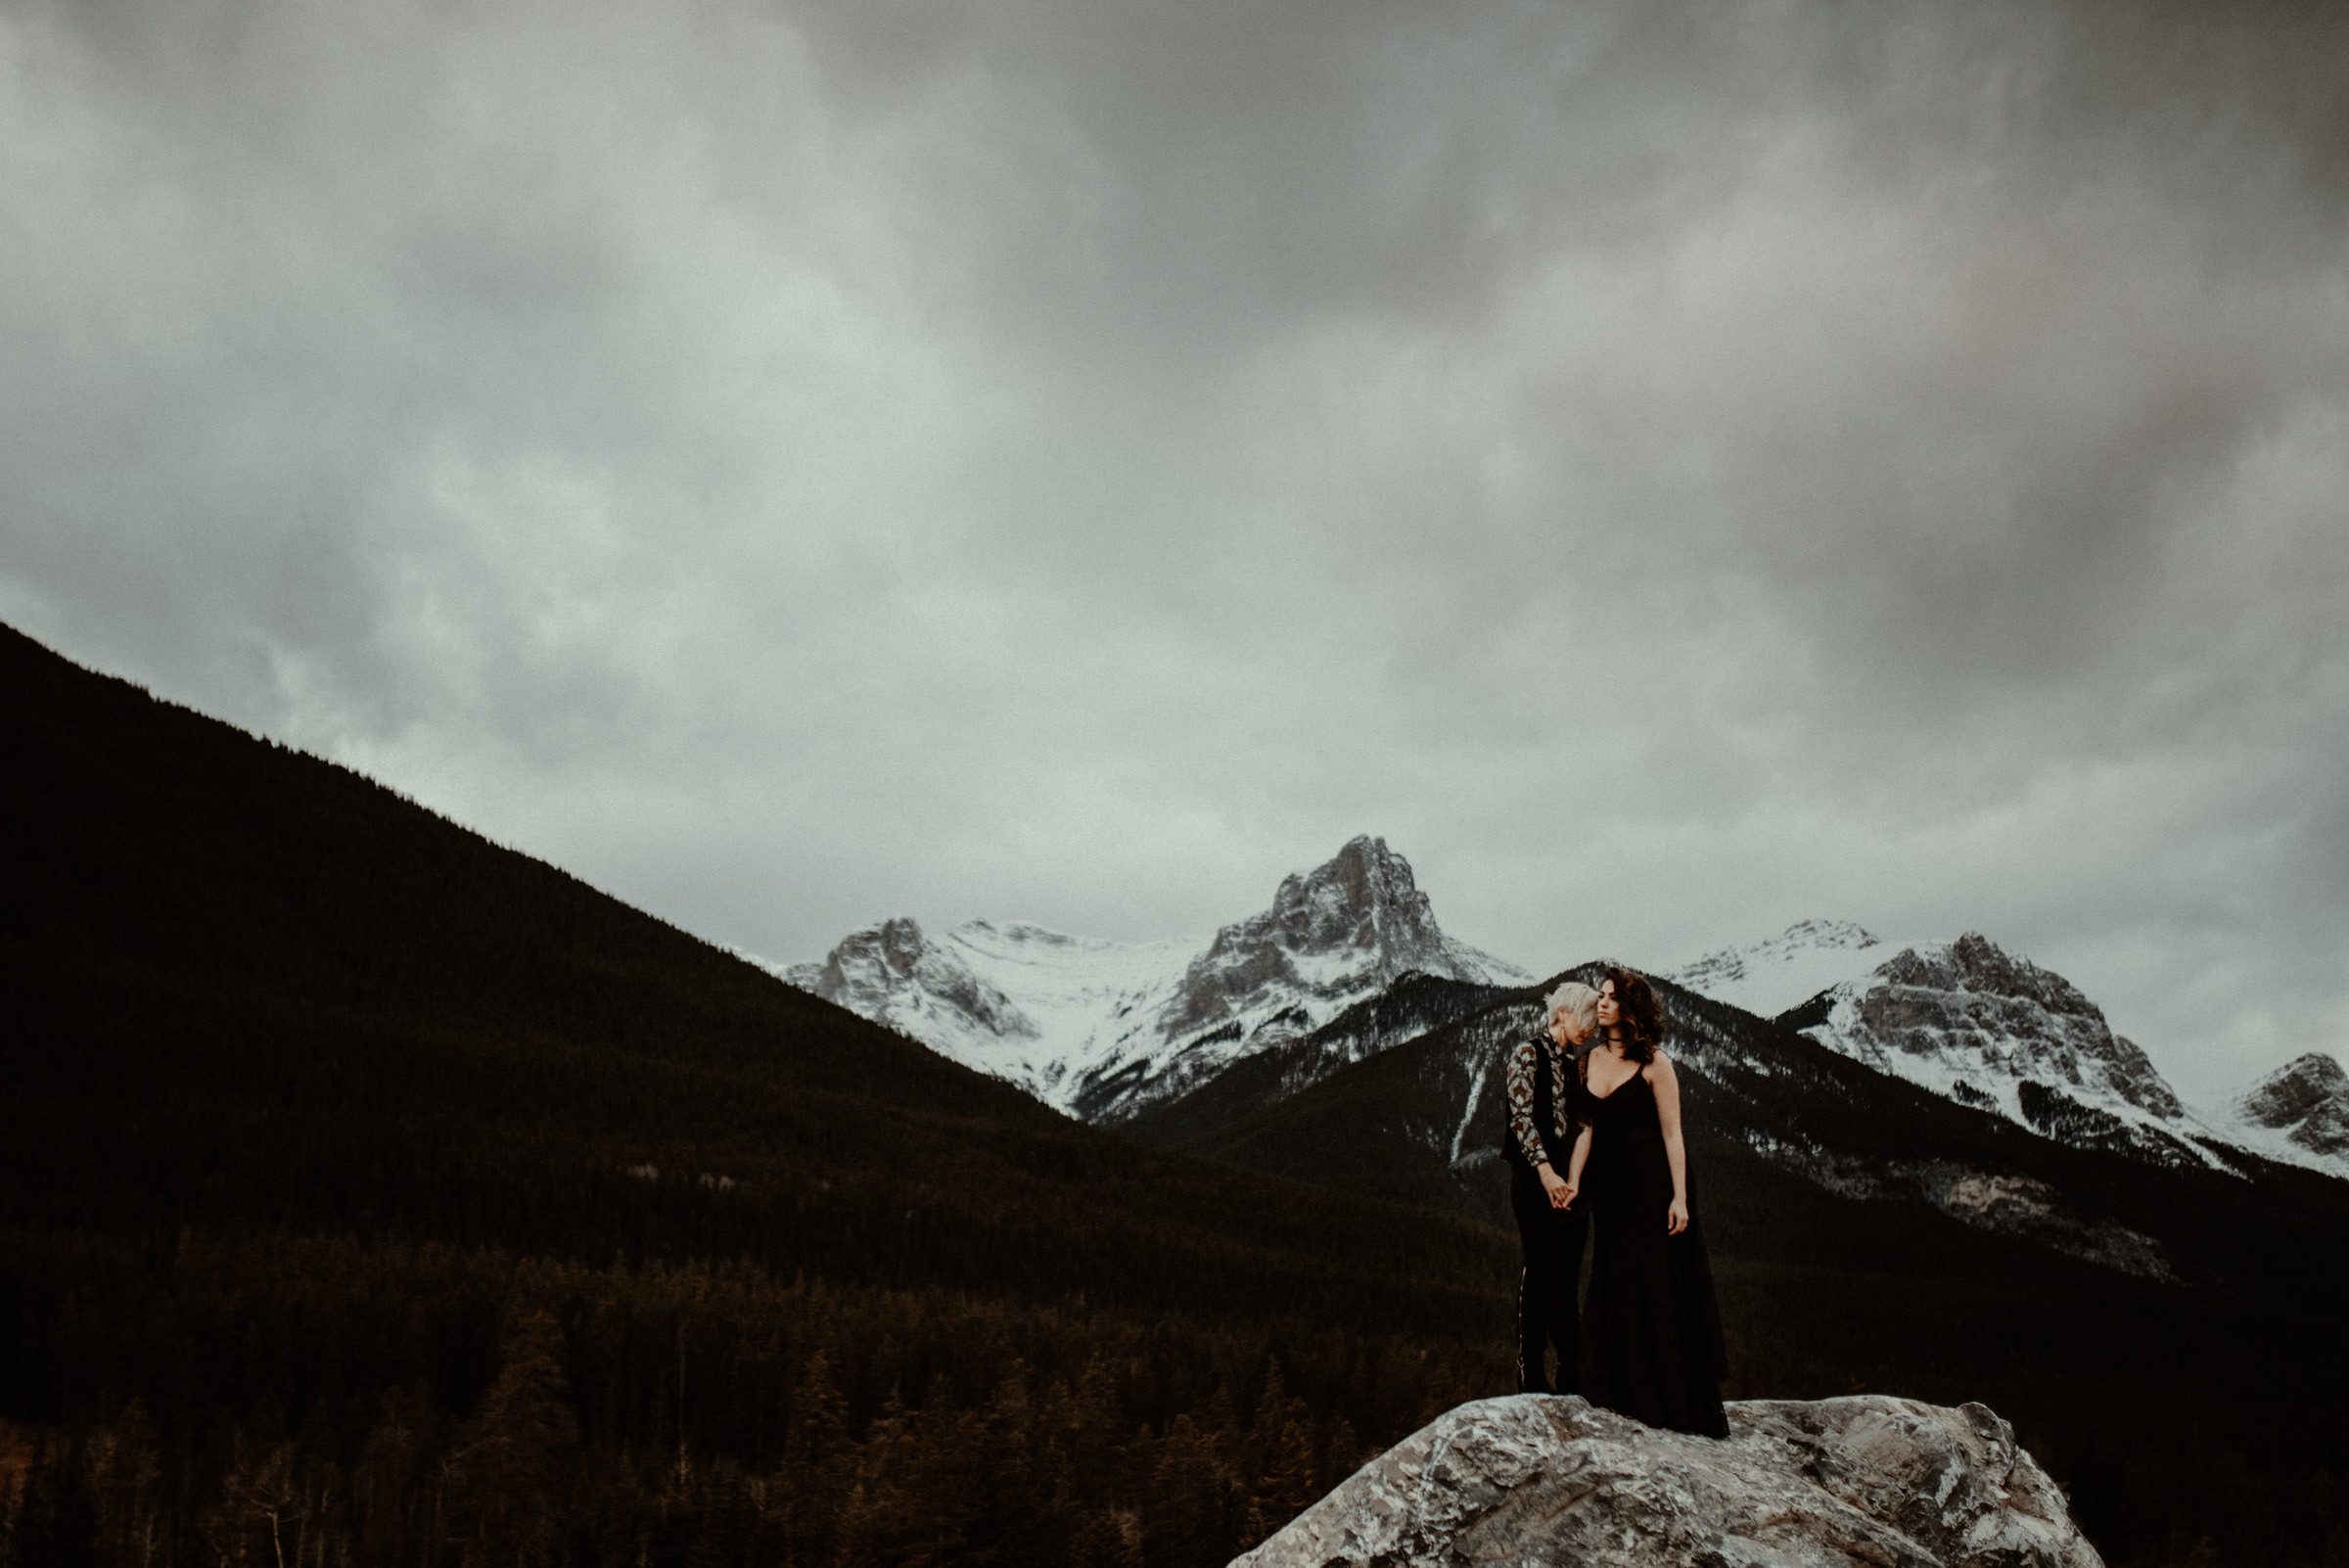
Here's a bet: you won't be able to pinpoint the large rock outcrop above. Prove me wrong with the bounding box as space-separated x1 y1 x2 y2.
1235 1394 2100 1568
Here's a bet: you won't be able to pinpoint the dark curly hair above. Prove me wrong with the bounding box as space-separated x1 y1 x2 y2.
1599 966 1664 1064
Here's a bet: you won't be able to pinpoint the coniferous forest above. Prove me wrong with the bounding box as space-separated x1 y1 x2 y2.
2 621 2346 1568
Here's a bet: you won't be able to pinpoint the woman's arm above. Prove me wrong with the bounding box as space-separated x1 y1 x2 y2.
1650 1053 1690 1234
1561 1125 1593 1208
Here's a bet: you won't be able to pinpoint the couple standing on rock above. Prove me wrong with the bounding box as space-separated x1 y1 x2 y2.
1500 966 1730 1438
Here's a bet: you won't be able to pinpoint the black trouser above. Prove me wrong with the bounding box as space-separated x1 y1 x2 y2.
1509 1162 1589 1394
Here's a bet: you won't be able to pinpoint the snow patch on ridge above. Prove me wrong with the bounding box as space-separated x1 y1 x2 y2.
1667 918 1892 1019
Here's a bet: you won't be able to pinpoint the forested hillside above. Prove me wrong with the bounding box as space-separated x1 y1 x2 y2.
0 624 1516 1568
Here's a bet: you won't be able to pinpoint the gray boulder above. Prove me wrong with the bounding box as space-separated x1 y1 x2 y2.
1233 1394 2100 1568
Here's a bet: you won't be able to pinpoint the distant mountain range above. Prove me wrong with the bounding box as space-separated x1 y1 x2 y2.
782 860 2347 1187
772 836 1529 1121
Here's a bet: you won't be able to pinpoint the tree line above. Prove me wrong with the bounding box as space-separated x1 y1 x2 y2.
0 1224 1501 1568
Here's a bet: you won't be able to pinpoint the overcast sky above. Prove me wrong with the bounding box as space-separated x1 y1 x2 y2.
5 0 2345 1104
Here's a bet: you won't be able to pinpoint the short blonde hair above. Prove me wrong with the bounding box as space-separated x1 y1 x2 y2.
1545 981 1600 1036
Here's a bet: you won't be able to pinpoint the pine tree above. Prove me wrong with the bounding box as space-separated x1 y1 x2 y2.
1139 1416 1226 1568
353 1385 432 1568
202 1434 300 1568
17 1436 100 1568
87 1404 161 1568
771 1354 854 1566
441 1313 578 1568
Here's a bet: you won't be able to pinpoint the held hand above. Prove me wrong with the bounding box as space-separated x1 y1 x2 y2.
1538 1164 1571 1209
1666 1196 1689 1235
1560 1180 1580 1211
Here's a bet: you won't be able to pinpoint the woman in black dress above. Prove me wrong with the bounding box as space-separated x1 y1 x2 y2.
1560 966 1729 1437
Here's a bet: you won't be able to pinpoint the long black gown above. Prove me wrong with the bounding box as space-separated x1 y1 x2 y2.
1572 1056 1730 1438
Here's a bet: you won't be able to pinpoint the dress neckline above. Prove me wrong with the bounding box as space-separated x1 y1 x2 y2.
1584 1058 1647 1102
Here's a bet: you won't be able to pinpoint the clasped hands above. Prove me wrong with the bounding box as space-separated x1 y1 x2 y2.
1543 1164 1694 1233
1536 1164 1578 1211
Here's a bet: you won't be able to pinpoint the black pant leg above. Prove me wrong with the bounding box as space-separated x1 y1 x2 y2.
1547 1206 1589 1394
1509 1165 1586 1394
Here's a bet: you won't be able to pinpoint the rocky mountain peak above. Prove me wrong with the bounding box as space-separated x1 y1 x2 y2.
772 836 1526 1122
1159 837 1509 1041
1878 933 2102 1022
2241 1050 2348 1109
1263 834 1444 961
787 917 1038 1043
2233 1052 2349 1160
1791 932 2196 1165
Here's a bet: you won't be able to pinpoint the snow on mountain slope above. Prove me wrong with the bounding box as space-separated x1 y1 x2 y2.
1752 930 2233 1170
2211 1052 2349 1178
1666 920 1894 1018
1672 923 2349 1183
769 917 1194 1105
775 836 1531 1122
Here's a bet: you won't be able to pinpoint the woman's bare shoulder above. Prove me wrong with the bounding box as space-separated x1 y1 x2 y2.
1647 1049 1679 1078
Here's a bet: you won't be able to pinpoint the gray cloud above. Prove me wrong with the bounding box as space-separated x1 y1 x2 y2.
4 0 2345 1103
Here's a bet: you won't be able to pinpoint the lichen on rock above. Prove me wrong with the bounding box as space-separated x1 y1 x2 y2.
1233 1393 2101 1568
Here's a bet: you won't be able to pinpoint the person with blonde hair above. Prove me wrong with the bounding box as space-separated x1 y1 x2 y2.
1497 979 1600 1393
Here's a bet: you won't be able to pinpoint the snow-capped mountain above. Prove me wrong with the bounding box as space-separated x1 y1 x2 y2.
771 917 1195 1108
2215 1052 2349 1175
1666 919 1891 1018
1671 921 2349 1180
1775 932 2222 1169
776 836 1530 1122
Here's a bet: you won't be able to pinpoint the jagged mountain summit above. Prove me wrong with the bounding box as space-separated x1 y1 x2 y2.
779 836 1530 1122
1776 932 2222 1171
1674 923 2349 1180
1671 923 2212 1169
2221 1052 2349 1172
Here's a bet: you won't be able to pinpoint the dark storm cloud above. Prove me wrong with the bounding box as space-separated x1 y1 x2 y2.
3 0 2344 1100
